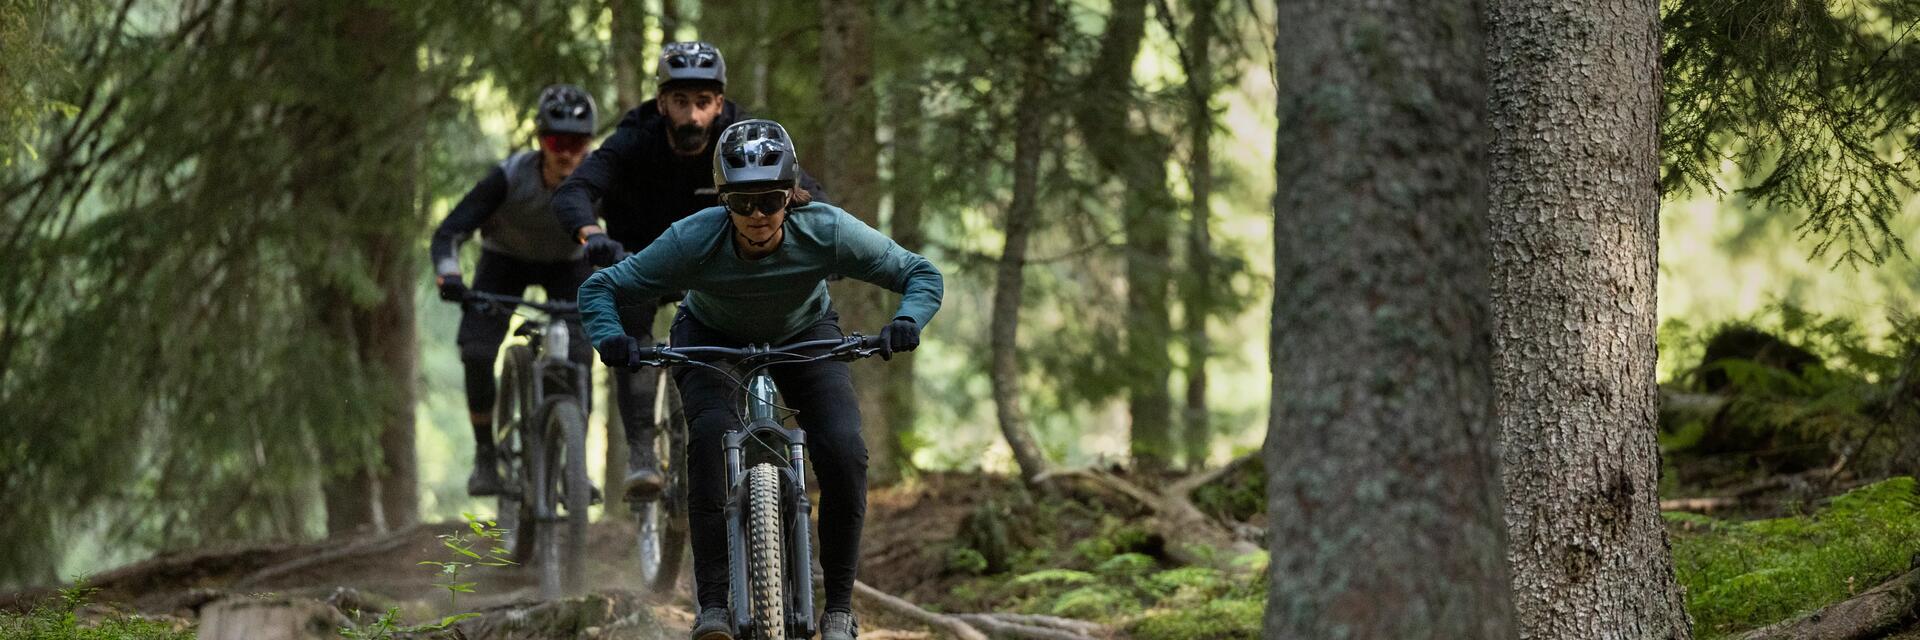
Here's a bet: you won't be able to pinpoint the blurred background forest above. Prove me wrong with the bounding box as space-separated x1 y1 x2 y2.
4 0 1920 637
0 0 1281 585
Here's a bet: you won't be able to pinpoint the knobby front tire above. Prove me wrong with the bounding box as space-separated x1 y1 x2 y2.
747 463 785 640
635 373 690 593
536 396 591 599
495 346 537 565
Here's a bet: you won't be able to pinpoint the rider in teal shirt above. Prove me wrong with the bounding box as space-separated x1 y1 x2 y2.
580 119 940 640
576 201 940 347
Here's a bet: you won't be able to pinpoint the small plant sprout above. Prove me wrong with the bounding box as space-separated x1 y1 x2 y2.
417 513 515 618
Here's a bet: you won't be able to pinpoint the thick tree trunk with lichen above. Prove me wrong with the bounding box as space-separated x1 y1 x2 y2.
1487 1 1692 638
819 0 900 485
1264 0 1513 636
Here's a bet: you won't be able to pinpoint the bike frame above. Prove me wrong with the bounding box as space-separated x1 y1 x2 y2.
724 360 816 640
639 336 881 640
471 293 593 523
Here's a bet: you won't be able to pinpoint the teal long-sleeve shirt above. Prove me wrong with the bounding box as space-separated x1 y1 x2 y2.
579 202 944 347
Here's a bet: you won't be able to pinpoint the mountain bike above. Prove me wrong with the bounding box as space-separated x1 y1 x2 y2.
635 334 885 640
466 291 595 600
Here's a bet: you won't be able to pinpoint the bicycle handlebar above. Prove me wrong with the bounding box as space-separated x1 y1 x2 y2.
637 335 885 368
463 290 581 317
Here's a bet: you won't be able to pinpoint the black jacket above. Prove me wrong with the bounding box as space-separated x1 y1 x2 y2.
552 99 828 251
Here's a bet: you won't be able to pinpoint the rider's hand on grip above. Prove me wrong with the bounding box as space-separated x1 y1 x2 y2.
596 334 644 370
878 317 919 361
437 275 468 302
584 233 627 267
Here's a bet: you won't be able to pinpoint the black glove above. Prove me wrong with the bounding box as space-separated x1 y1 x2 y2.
438 275 468 302
878 317 920 361
584 233 626 267
596 335 644 369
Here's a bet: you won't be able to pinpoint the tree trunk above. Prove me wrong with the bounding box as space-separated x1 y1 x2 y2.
611 0 651 112
818 0 898 485
1265 0 1513 636
882 28 928 476
659 0 681 43
1486 1 1692 637
603 0 652 520
991 0 1054 486
1179 0 1215 470
298 0 422 535
1072 0 1174 474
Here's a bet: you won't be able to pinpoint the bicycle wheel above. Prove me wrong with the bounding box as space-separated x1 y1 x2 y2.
494 346 537 564
746 463 785 640
536 396 591 598
636 372 690 592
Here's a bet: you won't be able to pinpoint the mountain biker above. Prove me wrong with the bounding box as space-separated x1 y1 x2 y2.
578 120 940 640
552 41 828 502
430 84 599 497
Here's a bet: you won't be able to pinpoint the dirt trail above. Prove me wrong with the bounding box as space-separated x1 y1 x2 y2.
0 473 1001 639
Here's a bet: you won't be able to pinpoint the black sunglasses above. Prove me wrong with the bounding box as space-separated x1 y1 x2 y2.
722 190 790 217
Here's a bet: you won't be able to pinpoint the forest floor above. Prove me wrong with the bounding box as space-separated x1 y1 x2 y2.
0 472 1037 639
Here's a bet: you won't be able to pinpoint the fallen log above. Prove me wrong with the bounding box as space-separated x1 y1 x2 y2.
233 523 449 590
951 613 1108 640
1737 565 1920 640
852 580 988 640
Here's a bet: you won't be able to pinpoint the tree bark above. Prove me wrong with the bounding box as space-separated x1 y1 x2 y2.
1072 0 1175 474
659 0 681 43
882 21 928 475
1265 0 1513 636
295 0 422 535
1487 0 1692 637
610 0 650 112
1178 0 1216 470
603 0 653 520
990 0 1054 486
819 0 898 485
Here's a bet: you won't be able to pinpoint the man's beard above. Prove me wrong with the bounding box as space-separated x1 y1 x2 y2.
668 123 710 155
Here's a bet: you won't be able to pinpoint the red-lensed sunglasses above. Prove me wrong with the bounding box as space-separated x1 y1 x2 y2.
540 134 590 153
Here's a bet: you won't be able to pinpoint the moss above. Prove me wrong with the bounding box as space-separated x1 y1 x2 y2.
1128 597 1264 640
1670 477 1920 638
0 587 194 640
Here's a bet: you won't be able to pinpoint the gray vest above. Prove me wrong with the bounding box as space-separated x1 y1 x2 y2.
480 151 587 263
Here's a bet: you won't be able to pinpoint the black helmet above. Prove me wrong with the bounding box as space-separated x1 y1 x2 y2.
535 84 596 136
656 42 726 92
713 119 798 191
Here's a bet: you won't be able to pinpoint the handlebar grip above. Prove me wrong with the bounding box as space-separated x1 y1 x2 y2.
857 333 886 351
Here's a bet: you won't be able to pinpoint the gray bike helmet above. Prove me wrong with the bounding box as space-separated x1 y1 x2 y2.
656 41 727 92
535 84 597 136
712 119 799 191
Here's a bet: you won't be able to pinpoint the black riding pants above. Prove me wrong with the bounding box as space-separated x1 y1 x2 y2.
456 250 594 414
671 308 867 613
612 299 668 458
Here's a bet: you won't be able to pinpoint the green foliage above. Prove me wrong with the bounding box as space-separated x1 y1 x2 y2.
1662 0 1920 265
1659 305 1920 483
417 514 515 610
1128 597 1264 640
1191 458 1266 522
944 546 990 575
0 583 193 639
1670 477 1920 638
0 0 609 584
